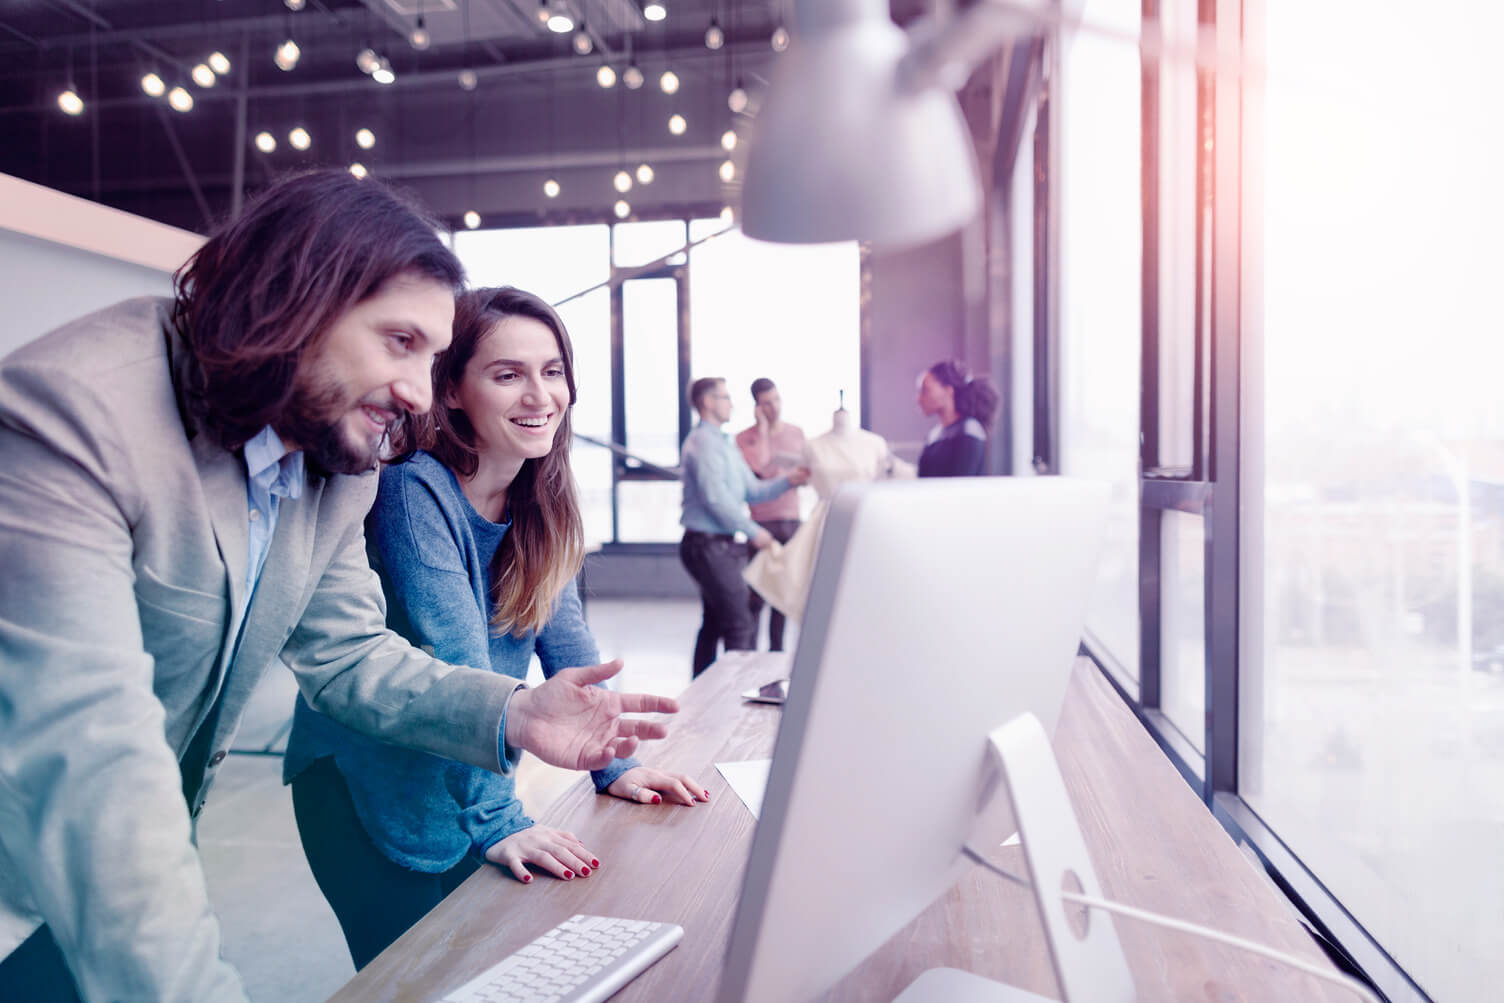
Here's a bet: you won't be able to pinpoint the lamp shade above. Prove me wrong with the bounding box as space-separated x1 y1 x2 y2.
739 0 981 248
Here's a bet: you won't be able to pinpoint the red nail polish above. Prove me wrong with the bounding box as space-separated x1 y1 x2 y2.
651 794 662 804
579 866 590 876
591 859 600 868
703 790 711 798
522 874 532 883
564 870 574 879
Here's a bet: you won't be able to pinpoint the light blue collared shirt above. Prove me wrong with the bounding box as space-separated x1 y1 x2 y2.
679 420 792 537
243 425 305 613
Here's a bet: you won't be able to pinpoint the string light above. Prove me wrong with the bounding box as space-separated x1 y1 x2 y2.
410 18 431 50
464 210 481 229
721 129 737 151
141 72 165 97
623 62 644 89
771 25 790 52
254 131 276 153
705 18 724 50
57 88 84 116
355 128 375 149
208 51 231 75
614 199 631 218
543 178 561 198
285 0 305 10
720 205 735 224
668 113 687 135
636 163 654 184
719 159 736 182
274 39 300 71
643 1 666 22
372 58 395 85
596 65 616 88
728 81 749 113
167 86 194 112
458 69 478 91
349 162 368 178
356 47 379 74
572 27 593 55
192 63 215 87
613 170 633 193
660 70 679 94
289 126 311 151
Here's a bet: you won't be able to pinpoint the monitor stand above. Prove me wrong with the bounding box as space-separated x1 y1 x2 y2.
893 713 1136 1003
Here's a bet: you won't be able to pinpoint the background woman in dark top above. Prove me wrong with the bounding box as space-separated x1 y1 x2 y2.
915 359 1000 477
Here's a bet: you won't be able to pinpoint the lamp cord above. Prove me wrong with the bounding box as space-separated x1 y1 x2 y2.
961 845 1381 1003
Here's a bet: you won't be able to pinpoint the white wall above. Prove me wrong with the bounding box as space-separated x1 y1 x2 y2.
0 174 202 358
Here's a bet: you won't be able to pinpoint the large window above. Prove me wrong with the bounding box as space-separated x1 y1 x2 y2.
1057 0 1143 681
1241 2 1504 997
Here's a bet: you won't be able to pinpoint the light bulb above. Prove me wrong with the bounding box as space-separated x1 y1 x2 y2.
209 51 231 75
536 0 551 23
614 200 631 219
728 84 748 113
285 0 305 9
614 170 633 193
719 159 735 182
254 131 276 153
668 113 686 136
458 69 478 91
643 1 666 22
410 23 431 50
57 89 83 116
168 86 194 112
372 60 395 85
543 178 561 198
660 70 679 94
464 210 481 230
547 12 574 33
720 129 737 151
572 29 592 55
141 72 165 97
720 205 734 224
355 127 375 149
274 39 300 72
771 26 790 52
705 20 724 50
349 162 368 178
192 63 215 88
289 126 311 151
623 64 644 89
356 47 379 74
596 65 616 88
636 163 654 184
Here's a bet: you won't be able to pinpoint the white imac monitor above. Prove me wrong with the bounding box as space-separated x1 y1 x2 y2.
719 476 1112 1002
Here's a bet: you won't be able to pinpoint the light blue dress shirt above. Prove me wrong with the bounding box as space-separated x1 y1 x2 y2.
242 425 305 613
679 420 793 537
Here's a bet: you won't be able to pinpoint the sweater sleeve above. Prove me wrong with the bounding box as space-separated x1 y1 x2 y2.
535 578 639 792
372 464 532 856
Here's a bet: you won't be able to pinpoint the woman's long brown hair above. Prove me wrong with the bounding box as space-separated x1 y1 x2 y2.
392 286 584 637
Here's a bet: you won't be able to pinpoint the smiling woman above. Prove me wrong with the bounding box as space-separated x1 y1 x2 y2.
281 286 709 971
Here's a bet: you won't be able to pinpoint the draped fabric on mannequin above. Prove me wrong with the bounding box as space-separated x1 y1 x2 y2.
743 414 912 621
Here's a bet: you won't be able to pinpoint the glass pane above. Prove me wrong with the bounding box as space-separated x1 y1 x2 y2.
1058 0 1141 681
613 219 688 268
621 278 682 468
453 224 610 302
1156 0 1198 469
558 288 612 548
1241 3 1504 997
1161 511 1204 751
1010 103 1035 476
687 224 860 450
616 481 684 543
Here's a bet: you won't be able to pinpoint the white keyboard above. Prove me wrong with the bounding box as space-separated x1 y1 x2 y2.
436 914 684 1003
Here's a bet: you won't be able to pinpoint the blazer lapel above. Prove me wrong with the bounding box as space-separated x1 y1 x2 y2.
189 430 250 653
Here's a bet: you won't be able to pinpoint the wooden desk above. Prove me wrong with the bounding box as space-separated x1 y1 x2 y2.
333 652 1348 1002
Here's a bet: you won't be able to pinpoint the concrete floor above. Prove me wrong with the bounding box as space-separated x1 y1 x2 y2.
199 597 794 1001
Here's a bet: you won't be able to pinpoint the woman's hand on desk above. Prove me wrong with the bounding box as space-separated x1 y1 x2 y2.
484 825 600 883
606 766 711 807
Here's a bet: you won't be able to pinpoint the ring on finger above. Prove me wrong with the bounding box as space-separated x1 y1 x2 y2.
630 783 642 799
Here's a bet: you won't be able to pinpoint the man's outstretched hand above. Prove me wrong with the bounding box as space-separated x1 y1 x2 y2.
505 659 679 771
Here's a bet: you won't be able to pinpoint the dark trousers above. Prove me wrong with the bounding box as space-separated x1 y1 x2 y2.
680 530 755 677
747 518 801 652
0 924 82 1002
291 756 479 971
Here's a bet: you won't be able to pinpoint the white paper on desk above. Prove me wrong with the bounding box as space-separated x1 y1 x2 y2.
717 759 772 819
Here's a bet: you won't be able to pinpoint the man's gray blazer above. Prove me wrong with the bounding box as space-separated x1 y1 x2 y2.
0 298 519 1000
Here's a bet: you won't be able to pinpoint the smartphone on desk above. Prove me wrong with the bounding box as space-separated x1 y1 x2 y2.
742 679 789 705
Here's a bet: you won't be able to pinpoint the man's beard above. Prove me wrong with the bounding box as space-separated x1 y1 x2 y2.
279 373 407 476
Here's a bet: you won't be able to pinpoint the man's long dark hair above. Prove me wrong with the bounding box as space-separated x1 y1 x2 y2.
172 170 464 449
393 287 584 637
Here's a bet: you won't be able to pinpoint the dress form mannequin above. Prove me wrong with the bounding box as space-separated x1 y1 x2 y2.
744 405 912 621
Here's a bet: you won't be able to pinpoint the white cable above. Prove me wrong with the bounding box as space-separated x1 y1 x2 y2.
962 845 1381 1003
